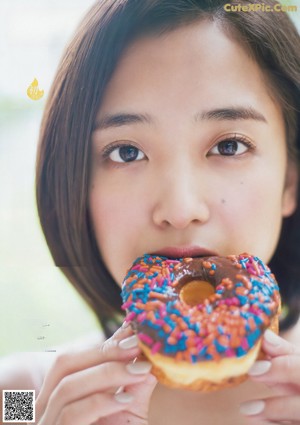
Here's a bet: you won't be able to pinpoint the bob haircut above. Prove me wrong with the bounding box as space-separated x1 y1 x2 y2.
36 0 300 337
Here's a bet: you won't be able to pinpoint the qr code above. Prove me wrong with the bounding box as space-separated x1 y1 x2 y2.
2 390 35 423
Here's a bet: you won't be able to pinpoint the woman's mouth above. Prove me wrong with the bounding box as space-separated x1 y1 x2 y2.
150 246 219 259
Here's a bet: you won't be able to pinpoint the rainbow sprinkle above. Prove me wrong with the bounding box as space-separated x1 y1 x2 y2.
121 254 280 363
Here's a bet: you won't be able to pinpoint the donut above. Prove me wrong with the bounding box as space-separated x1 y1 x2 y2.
121 253 281 392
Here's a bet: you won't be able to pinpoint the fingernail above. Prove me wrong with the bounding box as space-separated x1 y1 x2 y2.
126 361 152 374
248 360 271 376
240 400 265 416
119 335 139 350
264 329 281 346
121 321 130 329
114 391 134 403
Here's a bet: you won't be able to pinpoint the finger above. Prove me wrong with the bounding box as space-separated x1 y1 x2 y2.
264 382 299 397
42 360 152 424
262 330 300 357
124 373 158 419
242 416 273 425
243 418 281 425
40 391 134 425
36 327 139 418
38 326 134 397
240 395 300 424
249 355 300 388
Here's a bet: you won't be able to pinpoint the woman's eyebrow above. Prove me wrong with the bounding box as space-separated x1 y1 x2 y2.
93 113 153 131
93 106 267 132
198 107 268 123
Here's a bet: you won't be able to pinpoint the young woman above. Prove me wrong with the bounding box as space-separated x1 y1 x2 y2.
2 1 300 423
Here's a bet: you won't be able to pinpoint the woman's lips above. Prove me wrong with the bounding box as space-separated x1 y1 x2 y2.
151 246 218 259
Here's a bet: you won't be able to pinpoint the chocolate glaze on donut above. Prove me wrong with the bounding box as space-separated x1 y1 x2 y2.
121 253 280 363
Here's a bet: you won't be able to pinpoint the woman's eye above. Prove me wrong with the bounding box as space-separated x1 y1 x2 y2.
108 145 145 163
209 139 250 156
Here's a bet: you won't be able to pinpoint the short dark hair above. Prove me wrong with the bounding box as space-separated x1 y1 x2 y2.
36 0 300 336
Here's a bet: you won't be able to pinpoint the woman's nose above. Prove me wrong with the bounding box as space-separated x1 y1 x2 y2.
152 166 210 230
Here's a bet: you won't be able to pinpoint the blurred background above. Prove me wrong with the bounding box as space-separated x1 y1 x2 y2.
0 1 299 357
0 0 99 356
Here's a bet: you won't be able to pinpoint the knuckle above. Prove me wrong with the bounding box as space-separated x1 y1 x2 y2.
89 392 107 410
286 355 300 375
289 343 298 355
265 396 299 422
55 375 74 401
101 361 130 387
274 354 300 383
99 361 115 382
58 405 75 425
52 352 72 373
99 338 118 358
264 399 281 421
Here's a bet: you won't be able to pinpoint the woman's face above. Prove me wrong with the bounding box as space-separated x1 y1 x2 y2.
89 20 297 285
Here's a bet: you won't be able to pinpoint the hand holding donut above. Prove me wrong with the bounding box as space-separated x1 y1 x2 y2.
35 326 157 425
241 330 300 424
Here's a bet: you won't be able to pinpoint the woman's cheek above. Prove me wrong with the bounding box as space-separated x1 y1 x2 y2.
245 184 282 259
89 177 149 279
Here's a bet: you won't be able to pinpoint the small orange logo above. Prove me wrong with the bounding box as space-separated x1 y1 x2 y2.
27 78 44 100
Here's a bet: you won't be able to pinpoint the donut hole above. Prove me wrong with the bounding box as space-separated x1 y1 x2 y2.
179 280 215 306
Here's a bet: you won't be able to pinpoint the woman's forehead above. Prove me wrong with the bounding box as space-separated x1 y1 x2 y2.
96 20 284 131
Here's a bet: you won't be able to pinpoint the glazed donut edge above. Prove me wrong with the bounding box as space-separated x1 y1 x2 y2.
140 314 279 391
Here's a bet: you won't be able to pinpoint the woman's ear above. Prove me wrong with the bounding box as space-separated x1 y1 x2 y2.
282 160 298 217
